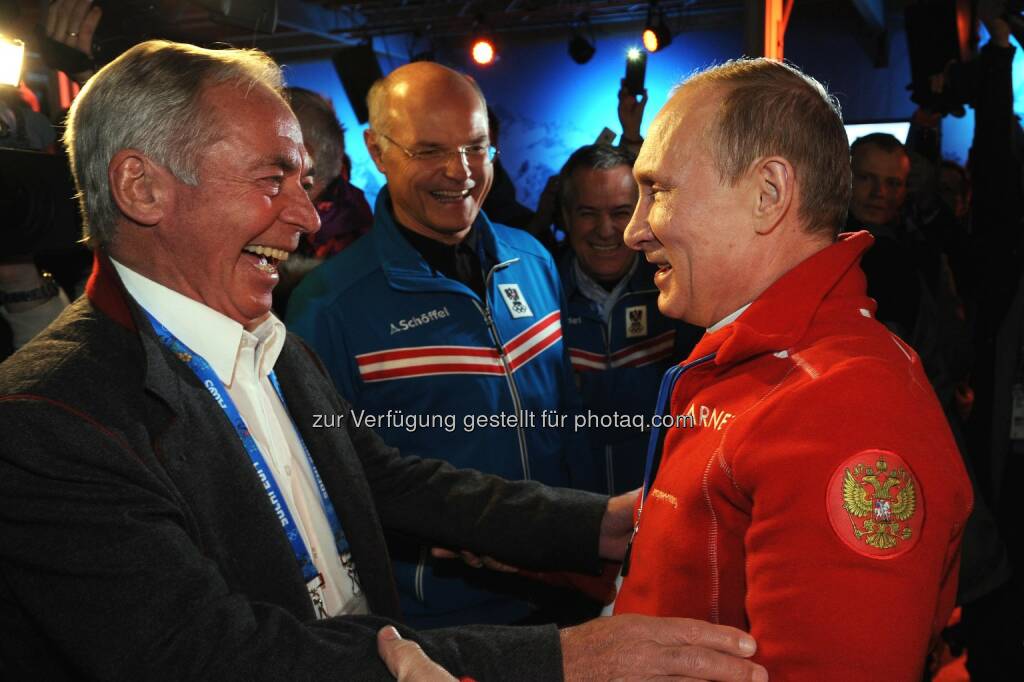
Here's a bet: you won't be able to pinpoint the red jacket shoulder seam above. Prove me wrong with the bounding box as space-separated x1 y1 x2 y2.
716 361 800 496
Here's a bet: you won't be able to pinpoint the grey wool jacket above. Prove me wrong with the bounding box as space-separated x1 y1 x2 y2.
0 254 607 681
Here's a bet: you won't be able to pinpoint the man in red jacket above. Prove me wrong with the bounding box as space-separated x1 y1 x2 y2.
615 58 974 680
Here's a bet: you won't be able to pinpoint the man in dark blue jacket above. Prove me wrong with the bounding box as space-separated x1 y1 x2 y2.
557 145 701 494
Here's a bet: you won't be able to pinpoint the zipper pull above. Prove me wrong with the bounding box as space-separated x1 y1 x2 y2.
620 523 639 577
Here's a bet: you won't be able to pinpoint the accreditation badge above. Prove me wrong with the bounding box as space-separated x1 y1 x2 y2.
499 283 534 319
626 305 647 338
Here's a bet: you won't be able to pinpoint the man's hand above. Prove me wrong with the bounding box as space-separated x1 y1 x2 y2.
377 626 458 682
560 615 767 682
45 0 102 83
599 488 639 560
618 79 648 143
430 547 518 573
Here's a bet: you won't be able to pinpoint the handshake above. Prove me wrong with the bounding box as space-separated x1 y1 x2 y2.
376 617 767 682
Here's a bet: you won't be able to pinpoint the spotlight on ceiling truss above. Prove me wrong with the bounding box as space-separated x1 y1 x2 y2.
642 3 672 53
568 17 596 64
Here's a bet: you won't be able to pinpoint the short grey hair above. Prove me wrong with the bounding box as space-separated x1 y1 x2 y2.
286 87 345 191
558 143 635 211
366 76 391 135
684 58 851 237
64 39 284 248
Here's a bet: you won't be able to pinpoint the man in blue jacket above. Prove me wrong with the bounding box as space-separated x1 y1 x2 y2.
557 144 701 494
288 62 593 629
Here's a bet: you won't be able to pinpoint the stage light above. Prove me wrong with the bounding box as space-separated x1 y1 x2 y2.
642 4 672 53
471 37 495 65
642 27 658 53
568 17 596 65
568 32 595 64
627 47 642 61
0 35 25 87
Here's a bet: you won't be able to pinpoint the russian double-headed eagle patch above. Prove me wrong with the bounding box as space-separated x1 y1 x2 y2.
826 450 924 558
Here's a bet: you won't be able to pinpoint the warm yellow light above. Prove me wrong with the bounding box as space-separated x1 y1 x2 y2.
627 47 642 61
642 29 659 53
471 39 495 65
0 36 25 87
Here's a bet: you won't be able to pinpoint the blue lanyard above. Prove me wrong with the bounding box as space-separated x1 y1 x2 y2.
639 352 716 505
142 309 350 586
622 351 716 576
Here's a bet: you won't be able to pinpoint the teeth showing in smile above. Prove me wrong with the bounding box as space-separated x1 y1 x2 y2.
243 245 289 275
430 189 471 201
243 245 290 262
590 243 622 252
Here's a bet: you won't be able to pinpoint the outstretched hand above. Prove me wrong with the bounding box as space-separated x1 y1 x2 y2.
377 627 458 682
430 547 519 573
599 488 639 560
560 614 768 682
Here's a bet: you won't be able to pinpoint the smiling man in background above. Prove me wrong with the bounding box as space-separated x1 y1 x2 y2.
557 143 701 495
287 61 598 628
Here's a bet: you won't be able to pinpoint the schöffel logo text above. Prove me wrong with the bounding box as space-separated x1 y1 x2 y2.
390 307 451 335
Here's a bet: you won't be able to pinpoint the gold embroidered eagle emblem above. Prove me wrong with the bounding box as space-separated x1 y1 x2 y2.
841 456 917 550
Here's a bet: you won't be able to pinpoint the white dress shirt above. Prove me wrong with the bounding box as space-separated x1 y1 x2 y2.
112 259 367 617
707 303 751 334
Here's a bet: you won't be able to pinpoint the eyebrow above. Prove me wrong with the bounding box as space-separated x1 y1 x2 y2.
576 202 635 210
251 153 301 173
414 134 490 148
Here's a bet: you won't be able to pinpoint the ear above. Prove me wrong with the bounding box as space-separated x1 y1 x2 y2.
108 149 172 227
752 157 794 235
364 129 388 175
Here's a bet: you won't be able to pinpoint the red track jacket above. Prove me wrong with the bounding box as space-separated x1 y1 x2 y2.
615 231 973 680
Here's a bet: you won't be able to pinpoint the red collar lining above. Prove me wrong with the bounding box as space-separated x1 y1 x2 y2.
84 251 137 331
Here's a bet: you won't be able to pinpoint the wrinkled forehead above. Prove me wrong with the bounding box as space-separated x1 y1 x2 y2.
386 77 488 138
664 82 725 143
635 84 721 179
568 164 637 202
199 82 307 167
203 81 300 136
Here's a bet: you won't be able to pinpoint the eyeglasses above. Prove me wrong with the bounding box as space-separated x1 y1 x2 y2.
376 131 499 166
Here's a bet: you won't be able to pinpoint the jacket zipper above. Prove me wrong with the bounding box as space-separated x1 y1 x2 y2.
600 315 613 493
597 289 657 495
621 352 717 577
474 259 531 480
415 545 427 602
413 259 527 603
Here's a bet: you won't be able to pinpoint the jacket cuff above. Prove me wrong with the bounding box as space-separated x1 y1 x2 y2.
421 623 563 682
